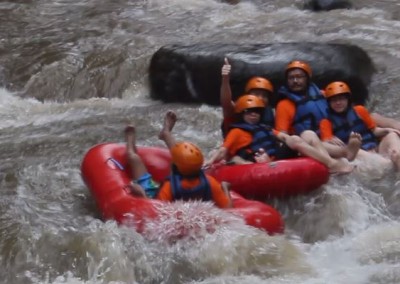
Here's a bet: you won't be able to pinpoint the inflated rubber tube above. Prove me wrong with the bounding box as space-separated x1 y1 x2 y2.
81 143 285 236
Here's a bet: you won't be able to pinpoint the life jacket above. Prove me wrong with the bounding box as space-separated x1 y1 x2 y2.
327 107 378 150
279 83 328 135
221 106 275 138
262 106 275 128
230 122 277 161
169 169 212 202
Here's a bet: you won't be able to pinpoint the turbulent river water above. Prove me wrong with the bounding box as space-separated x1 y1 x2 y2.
1 0 400 283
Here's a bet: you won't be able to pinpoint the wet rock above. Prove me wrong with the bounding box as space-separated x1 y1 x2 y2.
303 0 352 11
149 42 375 106
222 0 240 4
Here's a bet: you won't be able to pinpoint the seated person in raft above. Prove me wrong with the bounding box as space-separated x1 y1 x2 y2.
219 58 360 161
275 60 362 161
124 110 232 208
204 94 357 174
320 81 400 171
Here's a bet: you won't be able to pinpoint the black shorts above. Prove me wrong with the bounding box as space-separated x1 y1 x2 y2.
275 141 299 160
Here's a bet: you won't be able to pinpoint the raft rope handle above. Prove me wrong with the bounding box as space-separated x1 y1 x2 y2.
106 158 125 170
202 160 235 170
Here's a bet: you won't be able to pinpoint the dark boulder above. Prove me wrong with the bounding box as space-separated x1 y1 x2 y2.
303 0 352 11
222 0 240 4
149 42 375 106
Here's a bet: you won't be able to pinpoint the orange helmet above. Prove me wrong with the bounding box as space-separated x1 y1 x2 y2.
324 81 351 99
245 77 274 93
170 141 204 176
235 94 265 113
286 60 312 78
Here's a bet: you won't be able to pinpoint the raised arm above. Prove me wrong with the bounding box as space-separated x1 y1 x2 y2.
371 113 400 131
220 57 236 118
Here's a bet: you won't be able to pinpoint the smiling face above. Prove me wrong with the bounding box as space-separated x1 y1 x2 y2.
328 94 349 113
286 68 308 93
242 108 263 125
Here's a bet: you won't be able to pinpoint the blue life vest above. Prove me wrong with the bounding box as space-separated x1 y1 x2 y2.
230 122 277 161
327 107 378 150
221 106 275 138
262 106 275 127
170 169 212 202
279 83 328 135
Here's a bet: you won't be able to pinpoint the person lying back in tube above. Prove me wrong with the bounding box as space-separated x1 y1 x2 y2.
124 110 232 208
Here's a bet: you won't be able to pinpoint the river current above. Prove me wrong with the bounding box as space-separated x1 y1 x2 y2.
1 0 400 283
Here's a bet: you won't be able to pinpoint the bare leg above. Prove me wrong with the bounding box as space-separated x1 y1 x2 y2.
322 142 346 158
301 131 331 156
391 151 400 170
321 132 361 161
125 125 147 197
281 131 354 174
372 113 400 131
378 132 400 170
158 110 178 149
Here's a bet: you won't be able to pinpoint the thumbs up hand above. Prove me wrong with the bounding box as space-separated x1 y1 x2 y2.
221 57 231 77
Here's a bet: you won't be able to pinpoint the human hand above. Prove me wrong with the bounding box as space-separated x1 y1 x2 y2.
388 128 400 136
202 160 213 170
221 57 231 76
254 148 271 163
328 136 346 147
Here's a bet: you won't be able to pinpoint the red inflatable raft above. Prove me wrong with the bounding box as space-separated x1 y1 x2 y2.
206 158 329 199
81 143 284 235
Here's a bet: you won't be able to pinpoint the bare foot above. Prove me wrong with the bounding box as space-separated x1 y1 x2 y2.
346 132 362 161
158 110 177 140
125 125 135 135
125 125 137 152
329 158 355 175
390 149 400 171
